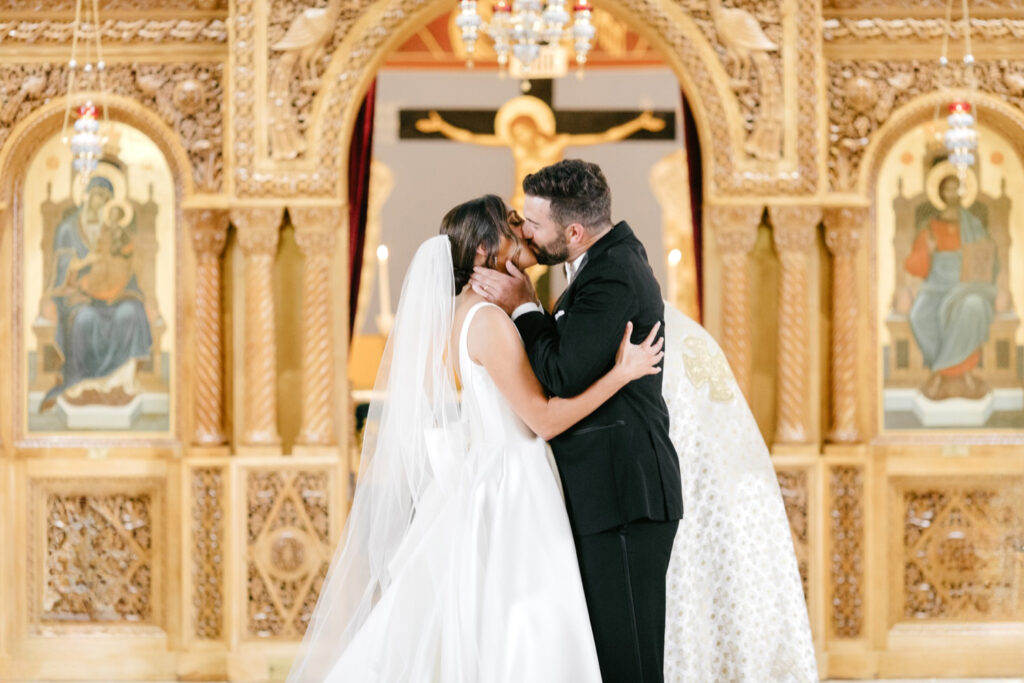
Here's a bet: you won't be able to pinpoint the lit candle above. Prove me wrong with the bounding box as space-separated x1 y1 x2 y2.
667 248 682 306
376 244 393 333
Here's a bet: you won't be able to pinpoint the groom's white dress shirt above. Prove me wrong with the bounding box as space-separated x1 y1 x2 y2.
512 252 588 321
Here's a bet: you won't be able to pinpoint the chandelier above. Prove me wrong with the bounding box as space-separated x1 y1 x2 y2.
937 0 978 186
456 0 597 88
60 0 111 179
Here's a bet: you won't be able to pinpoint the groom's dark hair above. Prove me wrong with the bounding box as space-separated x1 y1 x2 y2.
523 159 612 232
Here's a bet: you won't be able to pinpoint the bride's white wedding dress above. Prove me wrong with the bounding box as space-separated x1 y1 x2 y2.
313 301 602 682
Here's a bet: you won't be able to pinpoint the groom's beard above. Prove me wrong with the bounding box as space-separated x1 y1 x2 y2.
532 232 569 266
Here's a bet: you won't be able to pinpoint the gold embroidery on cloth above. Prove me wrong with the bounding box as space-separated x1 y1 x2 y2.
682 336 735 403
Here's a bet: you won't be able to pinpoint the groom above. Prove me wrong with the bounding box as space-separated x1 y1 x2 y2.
470 159 683 683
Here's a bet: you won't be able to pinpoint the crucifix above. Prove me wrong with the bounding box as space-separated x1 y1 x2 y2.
400 79 676 211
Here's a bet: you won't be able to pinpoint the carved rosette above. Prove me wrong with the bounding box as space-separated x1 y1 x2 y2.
830 465 864 638
709 205 762 399
769 206 821 444
192 467 224 639
233 207 284 446
824 207 865 443
291 206 342 447
188 209 230 446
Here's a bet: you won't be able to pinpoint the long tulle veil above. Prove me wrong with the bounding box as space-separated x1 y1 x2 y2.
287 235 462 682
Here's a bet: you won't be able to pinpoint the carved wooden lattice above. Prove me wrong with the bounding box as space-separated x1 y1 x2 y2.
903 484 1024 621
192 467 225 639
246 469 331 639
831 465 864 637
43 493 154 623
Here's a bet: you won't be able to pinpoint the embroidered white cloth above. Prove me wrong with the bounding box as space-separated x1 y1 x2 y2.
661 304 818 683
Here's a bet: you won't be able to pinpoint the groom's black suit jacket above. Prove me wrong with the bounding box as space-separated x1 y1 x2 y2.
515 221 684 536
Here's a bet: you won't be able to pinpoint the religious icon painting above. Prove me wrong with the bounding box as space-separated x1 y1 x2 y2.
876 121 1024 431
20 122 176 436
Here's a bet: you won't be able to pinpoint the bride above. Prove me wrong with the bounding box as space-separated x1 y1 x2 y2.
288 195 817 682
288 194 661 682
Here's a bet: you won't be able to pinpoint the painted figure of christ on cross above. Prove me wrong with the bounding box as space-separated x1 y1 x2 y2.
401 80 676 211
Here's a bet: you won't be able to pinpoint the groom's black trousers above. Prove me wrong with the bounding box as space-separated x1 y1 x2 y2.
574 518 679 683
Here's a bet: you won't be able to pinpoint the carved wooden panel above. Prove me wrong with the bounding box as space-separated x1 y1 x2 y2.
830 465 864 638
192 467 225 640
27 477 165 635
245 468 332 639
777 468 810 601
901 481 1024 621
0 62 225 193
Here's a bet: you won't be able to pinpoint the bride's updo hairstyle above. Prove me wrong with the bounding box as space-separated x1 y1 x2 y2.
440 194 516 295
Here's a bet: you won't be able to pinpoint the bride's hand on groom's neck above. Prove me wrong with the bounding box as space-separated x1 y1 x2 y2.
470 261 538 315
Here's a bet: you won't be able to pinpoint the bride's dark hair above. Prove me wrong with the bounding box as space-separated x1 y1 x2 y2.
440 194 520 295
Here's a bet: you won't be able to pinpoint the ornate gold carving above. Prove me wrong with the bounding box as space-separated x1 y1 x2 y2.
706 0 782 160
903 483 1024 621
246 469 332 638
682 336 736 403
825 0 1023 12
0 63 224 193
709 205 762 398
292 206 342 446
233 207 284 446
192 467 224 639
0 0 223 9
0 18 227 44
823 207 865 443
268 0 347 160
824 17 1024 43
905 483 1024 622
43 493 155 624
777 469 810 601
188 209 230 446
828 59 1024 191
770 206 821 445
232 0 819 197
830 465 864 638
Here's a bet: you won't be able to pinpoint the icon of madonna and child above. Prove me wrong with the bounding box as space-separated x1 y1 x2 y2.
885 158 1023 429
29 156 170 433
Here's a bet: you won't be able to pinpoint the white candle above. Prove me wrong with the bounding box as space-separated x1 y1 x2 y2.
667 248 682 306
376 245 393 333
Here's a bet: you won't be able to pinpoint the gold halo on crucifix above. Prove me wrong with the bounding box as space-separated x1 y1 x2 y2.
71 159 129 208
925 160 979 210
494 96 557 139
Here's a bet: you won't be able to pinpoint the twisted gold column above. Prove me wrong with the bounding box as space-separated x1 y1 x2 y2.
709 205 762 400
188 209 230 446
291 206 341 447
824 207 865 443
770 206 821 445
232 207 283 446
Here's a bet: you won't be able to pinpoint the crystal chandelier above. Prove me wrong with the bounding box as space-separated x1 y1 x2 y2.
60 0 110 179
456 0 596 87
937 0 978 185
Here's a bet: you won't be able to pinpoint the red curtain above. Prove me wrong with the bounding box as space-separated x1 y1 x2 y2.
348 80 377 337
681 94 704 322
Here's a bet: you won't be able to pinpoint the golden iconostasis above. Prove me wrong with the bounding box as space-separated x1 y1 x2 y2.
1 0 1024 681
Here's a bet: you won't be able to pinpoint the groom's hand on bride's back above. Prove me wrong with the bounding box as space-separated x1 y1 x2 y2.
470 261 538 316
